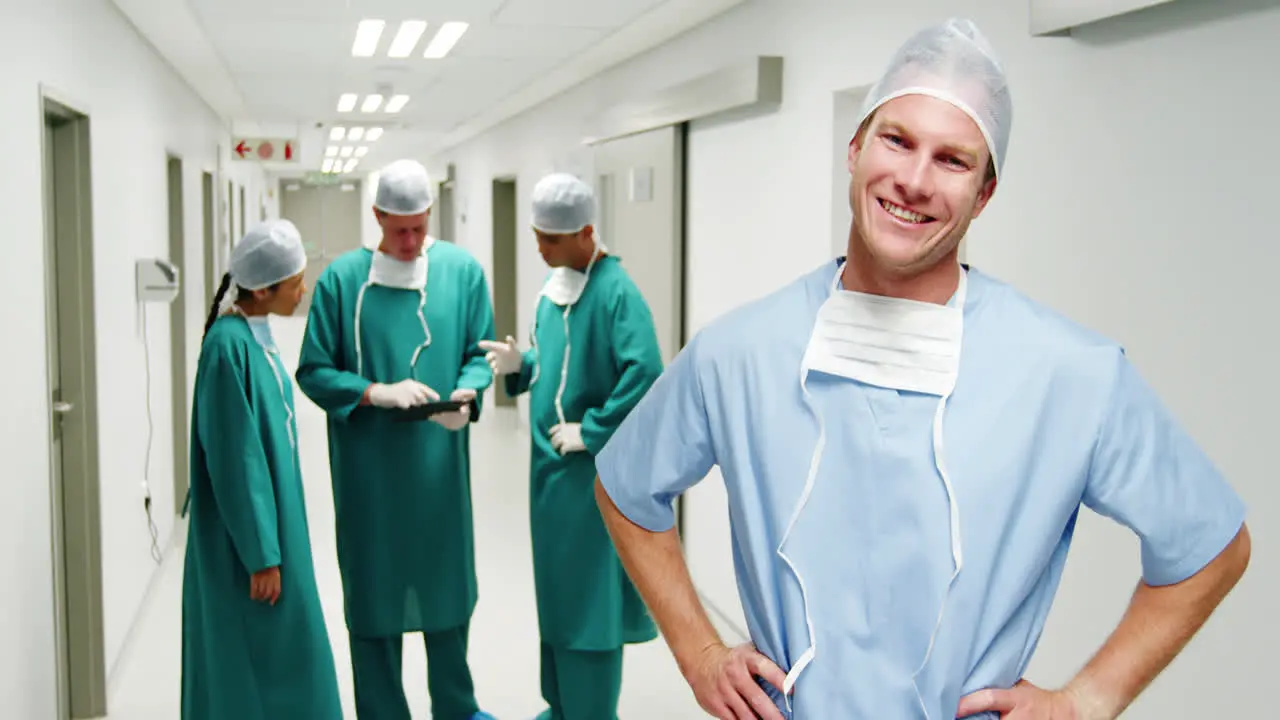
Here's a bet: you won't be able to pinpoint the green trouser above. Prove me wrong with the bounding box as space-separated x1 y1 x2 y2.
537 643 624 720
349 624 479 720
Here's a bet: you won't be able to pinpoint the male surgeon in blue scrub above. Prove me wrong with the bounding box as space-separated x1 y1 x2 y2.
593 18 1250 720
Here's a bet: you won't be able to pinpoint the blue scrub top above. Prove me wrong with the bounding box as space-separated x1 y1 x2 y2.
596 260 1246 719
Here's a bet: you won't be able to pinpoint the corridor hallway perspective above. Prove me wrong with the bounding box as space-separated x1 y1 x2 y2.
102 316 711 719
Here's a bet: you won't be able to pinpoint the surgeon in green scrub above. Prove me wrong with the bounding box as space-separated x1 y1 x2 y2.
479 173 663 720
182 219 342 720
295 159 497 720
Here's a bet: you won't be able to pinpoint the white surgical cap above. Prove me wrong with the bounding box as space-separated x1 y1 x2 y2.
856 18 1012 177
374 159 434 215
229 219 307 291
531 173 595 235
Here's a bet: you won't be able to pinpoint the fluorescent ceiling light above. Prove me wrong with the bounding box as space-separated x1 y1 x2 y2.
423 21 469 59
355 146 369 158
337 94 358 112
385 95 410 113
329 126 345 141
348 127 365 141
352 19 385 57
322 158 335 173
325 146 339 157
366 127 384 141
361 94 383 113
340 146 354 158
387 20 428 58
344 159 359 173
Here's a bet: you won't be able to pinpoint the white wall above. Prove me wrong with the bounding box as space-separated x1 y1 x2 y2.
0 0 266 715
434 0 1277 715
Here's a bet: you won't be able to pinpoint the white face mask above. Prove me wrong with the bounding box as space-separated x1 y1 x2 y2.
539 240 606 307
541 267 589 306
243 315 277 352
369 245 429 290
355 246 433 378
775 262 967 701
532 242 606 423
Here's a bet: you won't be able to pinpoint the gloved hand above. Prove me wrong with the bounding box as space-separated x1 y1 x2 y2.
431 388 476 431
549 423 586 455
367 379 437 409
477 336 523 376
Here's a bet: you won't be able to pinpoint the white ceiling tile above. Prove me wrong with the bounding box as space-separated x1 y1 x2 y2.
492 0 669 28
448 23 609 59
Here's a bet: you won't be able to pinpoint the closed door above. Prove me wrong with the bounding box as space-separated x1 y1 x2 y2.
591 124 686 363
280 180 364 315
43 96 106 720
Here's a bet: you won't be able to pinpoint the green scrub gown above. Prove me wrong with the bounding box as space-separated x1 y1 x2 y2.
181 316 342 720
504 255 662 719
295 243 495 719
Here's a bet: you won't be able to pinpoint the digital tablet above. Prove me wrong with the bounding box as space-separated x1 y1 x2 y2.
391 398 479 423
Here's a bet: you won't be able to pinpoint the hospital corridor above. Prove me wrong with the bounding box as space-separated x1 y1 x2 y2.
100 317 711 719
5 0 1279 719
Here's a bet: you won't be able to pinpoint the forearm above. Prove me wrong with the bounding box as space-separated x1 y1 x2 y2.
296 364 372 415
595 478 722 675
581 362 661 453
1064 526 1251 719
457 355 494 393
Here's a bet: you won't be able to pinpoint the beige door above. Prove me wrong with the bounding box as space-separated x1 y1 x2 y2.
280 179 365 315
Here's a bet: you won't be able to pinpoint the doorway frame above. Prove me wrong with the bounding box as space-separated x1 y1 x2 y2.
166 154 189 517
490 175 518 408
40 85 108 720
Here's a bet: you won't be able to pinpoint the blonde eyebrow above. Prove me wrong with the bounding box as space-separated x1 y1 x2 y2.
877 120 983 166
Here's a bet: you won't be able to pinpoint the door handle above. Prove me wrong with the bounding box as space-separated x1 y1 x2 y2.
52 401 74 414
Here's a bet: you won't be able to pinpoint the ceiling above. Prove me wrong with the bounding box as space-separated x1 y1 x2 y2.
110 0 745 177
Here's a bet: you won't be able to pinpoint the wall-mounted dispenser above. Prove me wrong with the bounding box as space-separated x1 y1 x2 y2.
135 258 180 303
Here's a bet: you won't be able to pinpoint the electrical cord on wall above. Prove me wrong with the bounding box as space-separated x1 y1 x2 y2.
140 305 162 565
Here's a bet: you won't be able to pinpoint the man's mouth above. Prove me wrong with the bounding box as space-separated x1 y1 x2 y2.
879 198 935 224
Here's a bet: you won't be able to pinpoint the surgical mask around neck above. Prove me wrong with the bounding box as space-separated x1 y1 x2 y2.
532 242 606 423
776 261 967 705
370 248 428 290
233 310 296 449
354 247 433 378
234 309 277 352
540 242 605 307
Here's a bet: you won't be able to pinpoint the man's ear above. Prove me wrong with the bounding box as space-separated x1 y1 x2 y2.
971 177 998 219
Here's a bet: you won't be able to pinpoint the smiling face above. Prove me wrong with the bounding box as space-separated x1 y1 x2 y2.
847 93 997 281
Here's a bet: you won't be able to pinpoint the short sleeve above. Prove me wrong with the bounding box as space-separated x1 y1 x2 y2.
1083 350 1247 586
595 330 717 532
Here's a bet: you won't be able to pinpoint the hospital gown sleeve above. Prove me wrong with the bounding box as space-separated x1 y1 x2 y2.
595 330 716 533
1083 349 1247 587
295 271 371 421
580 286 664 456
456 263 496 417
197 344 281 574
503 347 538 398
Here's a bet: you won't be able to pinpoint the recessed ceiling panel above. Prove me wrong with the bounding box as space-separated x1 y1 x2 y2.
449 23 609 59
493 0 668 28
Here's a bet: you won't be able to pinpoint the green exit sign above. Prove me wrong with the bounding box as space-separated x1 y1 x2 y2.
304 172 342 186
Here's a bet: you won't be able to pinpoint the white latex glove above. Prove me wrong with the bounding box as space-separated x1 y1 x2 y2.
477 336 523 376
367 379 437 409
431 388 476 431
549 423 586 455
